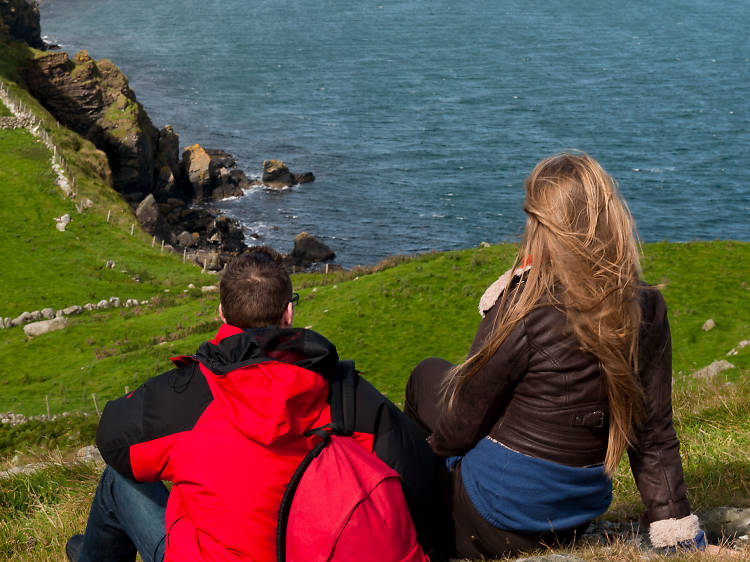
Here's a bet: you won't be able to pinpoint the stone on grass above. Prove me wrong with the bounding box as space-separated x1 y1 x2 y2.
55 213 71 231
692 360 735 380
96 299 109 309
76 445 103 464
41 307 55 319
62 305 83 316
727 340 750 356
23 317 67 337
109 297 120 307
11 312 32 327
702 318 716 331
201 285 219 293
699 507 750 545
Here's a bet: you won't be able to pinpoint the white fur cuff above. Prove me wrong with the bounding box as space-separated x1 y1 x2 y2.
649 514 701 547
478 265 531 317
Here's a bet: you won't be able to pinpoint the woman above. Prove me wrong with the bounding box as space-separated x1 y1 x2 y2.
405 152 707 558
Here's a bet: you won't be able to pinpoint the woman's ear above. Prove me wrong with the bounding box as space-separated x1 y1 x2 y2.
219 303 226 324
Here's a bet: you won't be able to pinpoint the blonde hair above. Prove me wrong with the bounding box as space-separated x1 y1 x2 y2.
452 151 645 476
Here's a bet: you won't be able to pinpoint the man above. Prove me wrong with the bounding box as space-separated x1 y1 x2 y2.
66 247 428 561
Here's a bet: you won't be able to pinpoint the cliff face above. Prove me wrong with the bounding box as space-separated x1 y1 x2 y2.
23 49 174 202
0 0 43 49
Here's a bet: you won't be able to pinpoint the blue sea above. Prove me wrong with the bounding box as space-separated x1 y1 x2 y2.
39 0 749 266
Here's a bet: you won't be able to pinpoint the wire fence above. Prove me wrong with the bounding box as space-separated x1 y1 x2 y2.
0 78 78 203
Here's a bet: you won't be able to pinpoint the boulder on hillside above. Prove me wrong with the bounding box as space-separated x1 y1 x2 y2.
262 160 315 188
136 194 173 243
289 232 335 265
23 317 67 337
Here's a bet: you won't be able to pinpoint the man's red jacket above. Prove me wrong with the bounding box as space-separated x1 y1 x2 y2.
96 324 426 561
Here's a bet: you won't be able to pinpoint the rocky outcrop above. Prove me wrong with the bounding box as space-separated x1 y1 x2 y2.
22 50 168 199
182 145 258 202
0 0 43 49
287 232 335 267
21 47 249 264
262 159 315 188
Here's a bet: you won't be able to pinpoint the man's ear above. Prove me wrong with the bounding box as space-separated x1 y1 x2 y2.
219 303 226 324
280 302 294 328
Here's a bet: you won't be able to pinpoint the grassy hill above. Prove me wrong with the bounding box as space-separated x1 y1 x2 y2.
0 30 748 562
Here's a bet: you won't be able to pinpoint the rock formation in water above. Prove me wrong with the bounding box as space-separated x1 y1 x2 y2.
262 159 315 188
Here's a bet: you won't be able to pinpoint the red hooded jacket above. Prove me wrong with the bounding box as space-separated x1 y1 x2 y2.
96 325 426 561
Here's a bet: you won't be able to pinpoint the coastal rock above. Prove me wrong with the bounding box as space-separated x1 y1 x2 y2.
182 145 246 202
157 125 180 176
289 232 335 265
262 160 295 187
182 144 212 200
293 171 315 184
177 231 199 248
192 250 222 271
0 0 44 49
261 160 315 188
23 316 67 337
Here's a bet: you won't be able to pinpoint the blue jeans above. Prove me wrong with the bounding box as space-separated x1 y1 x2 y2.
78 466 169 562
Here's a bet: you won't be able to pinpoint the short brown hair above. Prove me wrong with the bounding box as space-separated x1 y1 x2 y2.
219 246 293 328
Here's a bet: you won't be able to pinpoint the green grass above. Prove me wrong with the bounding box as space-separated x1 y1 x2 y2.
0 461 98 561
0 26 747 562
0 415 98 461
0 129 211 317
0 100 11 117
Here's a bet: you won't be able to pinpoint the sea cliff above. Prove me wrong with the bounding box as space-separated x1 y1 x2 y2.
0 1 327 270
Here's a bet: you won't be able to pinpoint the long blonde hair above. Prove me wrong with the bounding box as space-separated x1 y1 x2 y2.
452 151 645 476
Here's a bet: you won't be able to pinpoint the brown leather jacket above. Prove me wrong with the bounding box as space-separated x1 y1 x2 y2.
428 284 691 524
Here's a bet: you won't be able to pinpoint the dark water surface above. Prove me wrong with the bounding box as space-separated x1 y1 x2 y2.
39 0 749 266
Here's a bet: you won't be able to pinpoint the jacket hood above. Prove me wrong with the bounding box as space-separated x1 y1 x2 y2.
194 324 339 377
183 325 339 445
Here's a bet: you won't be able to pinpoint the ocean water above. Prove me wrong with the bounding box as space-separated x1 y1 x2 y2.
39 0 749 266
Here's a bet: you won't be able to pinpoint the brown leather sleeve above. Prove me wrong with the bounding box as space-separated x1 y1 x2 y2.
627 289 691 523
428 304 529 456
